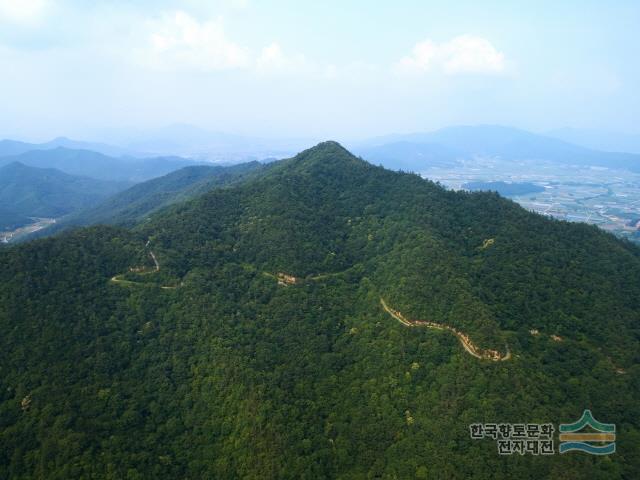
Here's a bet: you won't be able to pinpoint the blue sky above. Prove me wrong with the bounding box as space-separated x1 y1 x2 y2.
0 0 638 141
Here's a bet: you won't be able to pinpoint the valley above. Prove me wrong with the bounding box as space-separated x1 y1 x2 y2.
418 156 640 242
0 217 56 244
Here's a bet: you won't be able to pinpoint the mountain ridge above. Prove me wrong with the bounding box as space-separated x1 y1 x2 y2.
37 161 264 235
357 125 640 172
0 161 129 220
0 147 204 182
1 141 638 478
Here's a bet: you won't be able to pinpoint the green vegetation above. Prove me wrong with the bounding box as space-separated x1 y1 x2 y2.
0 162 129 219
0 207 31 231
1 142 639 478
56 161 263 229
463 181 545 197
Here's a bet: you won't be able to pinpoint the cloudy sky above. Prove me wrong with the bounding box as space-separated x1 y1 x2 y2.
0 0 638 141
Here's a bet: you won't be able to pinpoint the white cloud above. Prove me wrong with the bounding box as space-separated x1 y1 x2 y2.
256 42 309 74
0 0 49 25
442 35 505 74
138 11 250 71
256 42 288 70
136 12 315 75
397 35 505 75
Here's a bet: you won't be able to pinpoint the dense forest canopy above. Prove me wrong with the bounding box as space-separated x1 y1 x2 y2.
0 162 129 220
37 161 264 237
1 142 638 479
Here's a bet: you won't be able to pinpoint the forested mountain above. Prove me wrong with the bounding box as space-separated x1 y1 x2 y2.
1 142 638 479
48 161 263 230
0 162 128 221
0 147 202 182
463 181 546 197
362 125 640 172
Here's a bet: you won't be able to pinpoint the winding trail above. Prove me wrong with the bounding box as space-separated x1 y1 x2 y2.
264 270 345 286
380 298 511 362
110 241 181 289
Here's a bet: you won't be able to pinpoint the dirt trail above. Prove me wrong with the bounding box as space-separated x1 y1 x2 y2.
265 270 346 286
380 298 510 362
149 251 160 271
110 241 180 289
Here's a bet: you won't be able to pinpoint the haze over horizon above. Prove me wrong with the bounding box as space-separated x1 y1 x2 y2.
1 0 639 142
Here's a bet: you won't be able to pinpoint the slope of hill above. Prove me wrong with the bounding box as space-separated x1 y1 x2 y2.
363 125 640 172
54 161 264 229
0 142 638 479
0 140 39 157
0 147 202 182
0 207 31 231
0 162 129 219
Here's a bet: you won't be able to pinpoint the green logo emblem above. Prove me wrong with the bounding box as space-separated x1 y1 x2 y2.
559 410 616 455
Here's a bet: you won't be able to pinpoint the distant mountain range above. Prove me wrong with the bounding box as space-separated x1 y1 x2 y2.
2 125 316 166
5 124 640 175
0 147 203 182
0 162 129 229
0 137 142 158
354 141 463 170
95 123 316 160
546 127 640 154
354 125 640 172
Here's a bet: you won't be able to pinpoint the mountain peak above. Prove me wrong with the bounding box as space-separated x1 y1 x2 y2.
2 160 27 170
50 136 72 143
273 141 370 177
289 140 361 166
301 140 351 155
